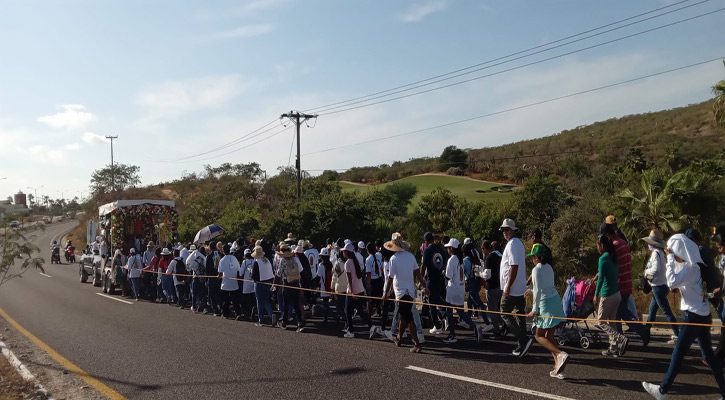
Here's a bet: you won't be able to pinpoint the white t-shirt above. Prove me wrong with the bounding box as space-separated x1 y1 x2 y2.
240 258 255 294
218 255 240 291
179 247 190 261
167 258 186 286
500 237 528 297
388 251 418 299
316 263 330 298
365 253 384 280
126 254 143 279
445 256 466 306
255 257 275 281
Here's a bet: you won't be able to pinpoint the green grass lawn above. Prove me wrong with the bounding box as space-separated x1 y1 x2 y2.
339 174 515 207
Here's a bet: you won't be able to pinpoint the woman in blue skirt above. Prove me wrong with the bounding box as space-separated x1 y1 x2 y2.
526 245 569 379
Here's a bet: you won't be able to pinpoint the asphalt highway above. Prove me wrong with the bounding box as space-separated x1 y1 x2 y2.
0 221 722 399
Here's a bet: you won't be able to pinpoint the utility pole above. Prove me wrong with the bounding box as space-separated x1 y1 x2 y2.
106 135 118 199
280 111 317 199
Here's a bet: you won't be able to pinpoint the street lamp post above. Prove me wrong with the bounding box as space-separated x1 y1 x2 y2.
27 186 43 209
57 190 67 201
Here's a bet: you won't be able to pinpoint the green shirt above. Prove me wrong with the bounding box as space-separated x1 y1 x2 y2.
595 252 619 298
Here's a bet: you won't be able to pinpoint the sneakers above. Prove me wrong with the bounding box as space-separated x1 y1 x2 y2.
254 322 265 327
667 335 677 345
549 371 566 380
617 336 629 357
458 321 471 330
641 382 666 400
429 326 444 335
512 346 523 356
519 338 534 358
410 345 422 353
384 330 394 342
555 352 569 375
296 326 305 333
443 335 458 344
369 325 380 340
235 315 243 321
480 324 494 333
280 321 287 330
343 331 355 338
602 349 619 358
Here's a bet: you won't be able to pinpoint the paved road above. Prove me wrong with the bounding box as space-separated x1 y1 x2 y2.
0 221 722 399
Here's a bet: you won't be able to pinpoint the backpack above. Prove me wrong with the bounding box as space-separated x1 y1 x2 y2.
281 258 300 284
297 253 312 283
175 258 188 278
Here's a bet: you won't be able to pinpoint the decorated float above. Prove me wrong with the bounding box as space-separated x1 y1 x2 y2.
97 200 178 253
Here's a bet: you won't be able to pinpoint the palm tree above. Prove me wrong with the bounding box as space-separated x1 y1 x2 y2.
715 60 725 132
617 169 692 241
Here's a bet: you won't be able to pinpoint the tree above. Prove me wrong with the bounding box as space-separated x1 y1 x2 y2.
90 163 141 197
513 172 570 233
624 147 648 173
438 145 468 172
714 60 725 132
1 221 44 288
218 200 262 241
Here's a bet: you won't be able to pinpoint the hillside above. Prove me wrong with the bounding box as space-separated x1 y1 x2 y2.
339 99 724 185
340 174 515 207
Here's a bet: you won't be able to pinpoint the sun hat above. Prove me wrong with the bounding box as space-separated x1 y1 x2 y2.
444 238 460 249
189 244 197 251
297 240 306 248
251 246 265 258
527 244 549 258
641 229 665 248
304 240 313 249
160 248 171 256
295 244 305 254
605 215 617 224
276 244 295 258
343 243 356 252
358 241 365 249
384 232 410 252
320 248 330 257
500 218 518 231
284 233 296 244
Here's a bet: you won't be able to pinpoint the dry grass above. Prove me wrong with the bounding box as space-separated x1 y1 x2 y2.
0 356 40 400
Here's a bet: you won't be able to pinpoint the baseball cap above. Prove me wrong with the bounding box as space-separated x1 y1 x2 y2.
423 232 434 241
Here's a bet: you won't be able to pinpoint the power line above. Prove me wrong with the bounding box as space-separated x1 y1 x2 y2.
303 57 724 156
317 7 725 116
303 0 703 113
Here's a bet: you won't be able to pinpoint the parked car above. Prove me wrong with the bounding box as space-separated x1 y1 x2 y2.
9 221 19 229
42 216 52 224
79 250 103 287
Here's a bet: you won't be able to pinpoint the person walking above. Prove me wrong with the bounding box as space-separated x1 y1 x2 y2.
142 242 155 299
275 244 305 331
205 241 223 316
526 245 569 379
126 248 143 301
499 218 534 357
642 229 679 344
251 245 277 327
331 241 349 329
482 240 506 339
158 248 176 304
186 245 207 313
317 248 333 323
167 249 188 309
642 234 725 399
365 242 384 318
382 233 428 353
463 241 492 329
594 234 628 358
343 242 377 339
421 232 448 335
442 238 481 345
112 249 129 297
218 244 243 321
239 249 256 320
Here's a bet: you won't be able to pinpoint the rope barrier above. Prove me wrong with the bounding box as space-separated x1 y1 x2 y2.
125 265 725 329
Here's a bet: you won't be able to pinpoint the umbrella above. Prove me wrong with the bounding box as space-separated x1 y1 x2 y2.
194 224 225 244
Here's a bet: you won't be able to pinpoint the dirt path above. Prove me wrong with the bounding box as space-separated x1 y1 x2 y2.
340 173 515 187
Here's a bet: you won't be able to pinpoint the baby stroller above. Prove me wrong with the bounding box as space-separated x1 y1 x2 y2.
556 277 602 349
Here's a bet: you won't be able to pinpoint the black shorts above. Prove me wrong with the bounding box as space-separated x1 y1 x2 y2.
371 277 384 298
398 294 414 323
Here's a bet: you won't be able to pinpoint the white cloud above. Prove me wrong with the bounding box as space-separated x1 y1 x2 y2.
242 0 290 13
82 132 109 145
211 24 276 40
37 104 95 130
134 75 244 120
28 145 65 162
401 1 447 23
63 143 81 151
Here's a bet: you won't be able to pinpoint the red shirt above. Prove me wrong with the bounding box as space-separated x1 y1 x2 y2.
613 239 632 296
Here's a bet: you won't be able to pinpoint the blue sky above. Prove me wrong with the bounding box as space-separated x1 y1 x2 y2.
0 0 723 203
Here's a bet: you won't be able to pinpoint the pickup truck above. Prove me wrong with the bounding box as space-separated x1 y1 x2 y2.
78 250 103 287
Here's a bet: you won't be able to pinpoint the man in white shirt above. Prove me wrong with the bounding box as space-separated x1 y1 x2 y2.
186 244 207 313
499 218 533 358
217 244 243 321
179 243 190 262
126 248 143 301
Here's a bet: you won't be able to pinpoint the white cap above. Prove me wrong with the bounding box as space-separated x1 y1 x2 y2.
320 248 330 256
244 249 251 255
358 241 365 249
444 238 460 249
344 239 352 244
344 243 355 252
464 238 472 245
500 218 518 231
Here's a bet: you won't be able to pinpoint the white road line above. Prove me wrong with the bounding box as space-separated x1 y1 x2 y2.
39 273 52 278
95 293 134 305
406 366 575 400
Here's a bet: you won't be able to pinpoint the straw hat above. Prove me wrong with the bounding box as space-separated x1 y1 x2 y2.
284 233 296 244
160 248 171 256
276 244 295 258
384 232 409 252
641 229 665 248
304 240 313 249
251 246 265 259
500 218 518 231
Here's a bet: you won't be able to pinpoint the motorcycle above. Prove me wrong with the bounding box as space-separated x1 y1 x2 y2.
65 246 76 263
51 246 61 264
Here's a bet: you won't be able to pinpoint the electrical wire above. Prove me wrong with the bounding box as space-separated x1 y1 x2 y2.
317 7 725 116
303 57 724 156
303 0 704 113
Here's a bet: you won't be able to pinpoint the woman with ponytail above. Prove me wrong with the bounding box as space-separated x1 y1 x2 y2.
594 234 628 358
443 238 480 345
343 242 378 339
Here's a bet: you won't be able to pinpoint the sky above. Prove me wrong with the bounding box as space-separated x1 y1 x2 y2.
0 0 723 203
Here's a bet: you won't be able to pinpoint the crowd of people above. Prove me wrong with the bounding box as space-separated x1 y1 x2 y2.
99 216 725 397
